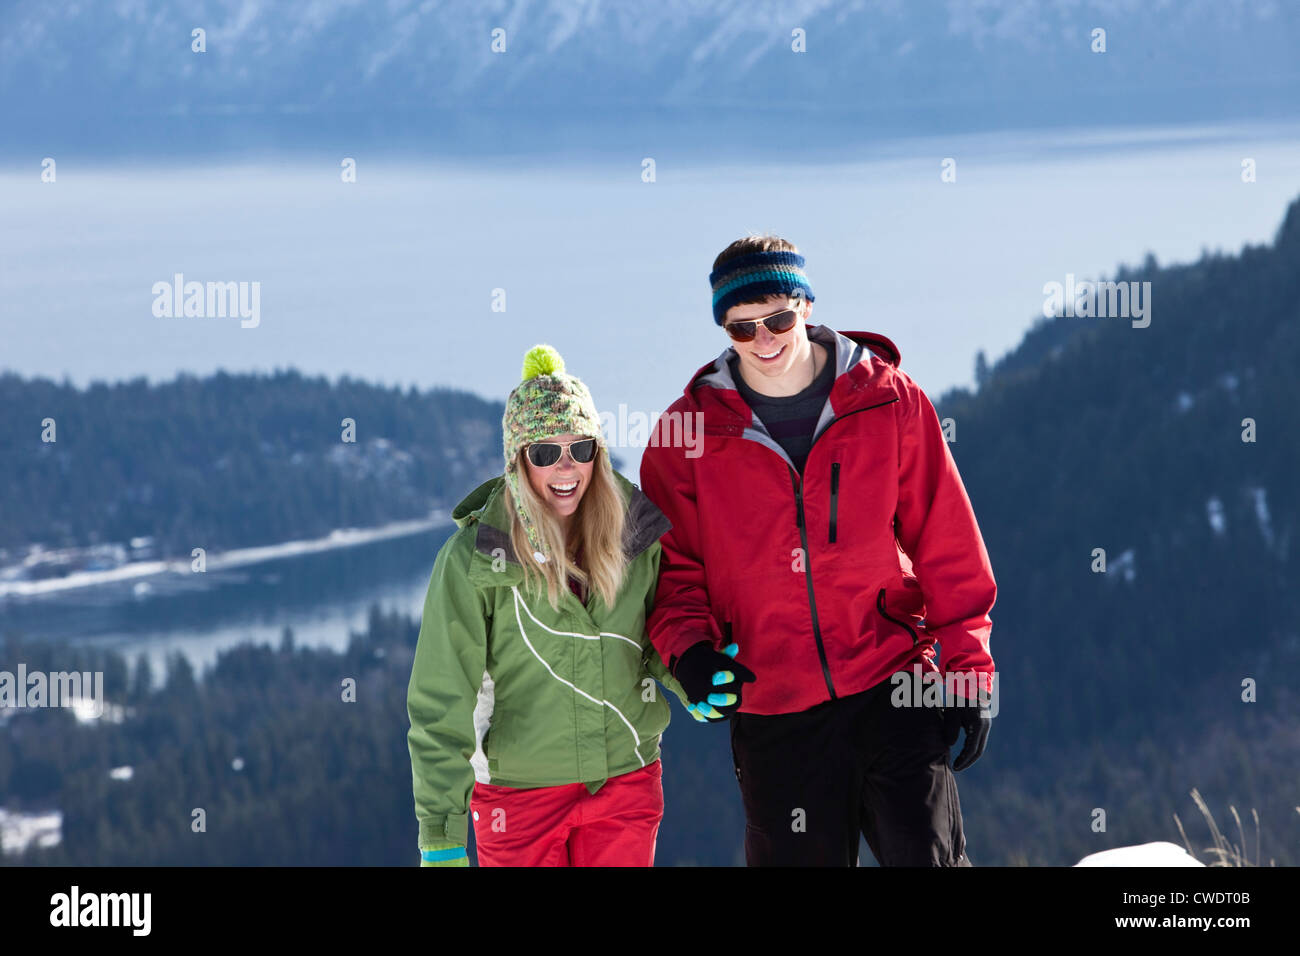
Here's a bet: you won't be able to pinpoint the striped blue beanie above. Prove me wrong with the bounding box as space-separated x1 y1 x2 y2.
709 250 815 325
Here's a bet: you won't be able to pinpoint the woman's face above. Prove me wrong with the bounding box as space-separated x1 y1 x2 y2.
523 432 595 523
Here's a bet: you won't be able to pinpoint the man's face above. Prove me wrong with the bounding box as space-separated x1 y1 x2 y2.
724 294 814 384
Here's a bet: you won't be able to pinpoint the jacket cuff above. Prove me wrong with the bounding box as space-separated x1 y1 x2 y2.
421 845 469 866
665 631 721 676
942 668 994 699
419 812 469 848
660 680 694 712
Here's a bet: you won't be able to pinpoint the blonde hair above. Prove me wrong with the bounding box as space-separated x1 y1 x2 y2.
504 445 627 612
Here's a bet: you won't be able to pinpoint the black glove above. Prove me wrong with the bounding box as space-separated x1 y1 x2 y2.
943 689 992 771
671 640 757 722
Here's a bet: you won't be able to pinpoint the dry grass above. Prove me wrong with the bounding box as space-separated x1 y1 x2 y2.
1172 787 1293 867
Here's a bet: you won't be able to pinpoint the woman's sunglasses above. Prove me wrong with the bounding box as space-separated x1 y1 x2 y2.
525 438 598 467
722 308 800 342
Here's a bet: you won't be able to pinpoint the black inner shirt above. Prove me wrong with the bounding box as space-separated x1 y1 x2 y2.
728 346 835 474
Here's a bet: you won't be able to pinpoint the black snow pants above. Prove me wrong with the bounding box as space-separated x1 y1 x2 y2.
729 667 971 867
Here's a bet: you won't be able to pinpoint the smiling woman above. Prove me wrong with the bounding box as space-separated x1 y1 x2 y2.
524 435 596 507
520 433 596 588
500 346 626 611
513 433 603 602
405 342 692 869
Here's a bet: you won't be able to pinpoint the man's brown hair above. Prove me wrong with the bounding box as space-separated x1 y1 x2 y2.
712 234 803 310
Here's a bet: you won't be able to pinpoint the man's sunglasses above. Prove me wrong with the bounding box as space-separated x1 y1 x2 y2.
722 308 800 342
525 438 598 467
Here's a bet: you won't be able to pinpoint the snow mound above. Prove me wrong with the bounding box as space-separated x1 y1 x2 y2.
1074 841 1205 866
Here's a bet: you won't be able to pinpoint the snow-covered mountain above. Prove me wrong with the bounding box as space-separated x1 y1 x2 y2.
3 0 1298 155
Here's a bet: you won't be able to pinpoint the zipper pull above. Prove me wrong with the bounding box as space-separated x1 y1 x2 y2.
789 465 804 529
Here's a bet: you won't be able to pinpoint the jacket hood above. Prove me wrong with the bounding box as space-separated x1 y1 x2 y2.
452 476 500 528
449 469 670 566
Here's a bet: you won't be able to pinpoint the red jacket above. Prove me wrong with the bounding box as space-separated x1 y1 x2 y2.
639 324 996 715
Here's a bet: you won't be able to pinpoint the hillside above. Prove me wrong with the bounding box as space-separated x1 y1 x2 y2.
0 369 503 573
930 196 1300 864
936 195 1300 752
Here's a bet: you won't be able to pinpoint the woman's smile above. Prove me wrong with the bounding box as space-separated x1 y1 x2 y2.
548 477 580 498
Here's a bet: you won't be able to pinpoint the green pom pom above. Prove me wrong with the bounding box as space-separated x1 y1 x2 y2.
521 344 565 381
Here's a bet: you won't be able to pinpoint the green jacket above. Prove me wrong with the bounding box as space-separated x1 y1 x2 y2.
406 470 688 855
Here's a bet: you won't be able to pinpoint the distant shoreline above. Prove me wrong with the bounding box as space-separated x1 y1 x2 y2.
0 514 452 600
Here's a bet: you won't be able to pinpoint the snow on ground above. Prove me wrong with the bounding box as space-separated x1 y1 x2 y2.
0 808 62 855
1075 841 1206 866
1206 496 1226 536
1249 486 1274 550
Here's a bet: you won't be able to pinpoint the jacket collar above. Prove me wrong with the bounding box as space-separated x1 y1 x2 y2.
451 470 670 586
676 325 903 467
685 324 899 411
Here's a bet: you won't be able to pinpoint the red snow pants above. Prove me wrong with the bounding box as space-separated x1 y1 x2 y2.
470 759 663 866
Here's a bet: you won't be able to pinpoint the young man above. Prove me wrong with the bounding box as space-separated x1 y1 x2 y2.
639 238 997 866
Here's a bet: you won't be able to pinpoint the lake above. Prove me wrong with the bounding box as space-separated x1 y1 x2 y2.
0 525 455 686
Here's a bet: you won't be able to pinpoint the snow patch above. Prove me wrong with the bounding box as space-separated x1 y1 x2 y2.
1109 548 1137 583
1075 841 1205 867
73 699 126 724
0 808 62 855
1248 486 1273 550
1206 496 1226 536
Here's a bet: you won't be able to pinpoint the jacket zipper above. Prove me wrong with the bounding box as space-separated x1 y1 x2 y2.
790 465 836 700
829 462 840 543
810 397 899 449
785 397 901 701
877 587 919 647
735 395 902 704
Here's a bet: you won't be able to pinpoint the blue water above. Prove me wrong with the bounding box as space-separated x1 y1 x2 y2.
0 527 455 686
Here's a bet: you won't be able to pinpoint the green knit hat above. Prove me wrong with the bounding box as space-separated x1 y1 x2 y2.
502 344 606 562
